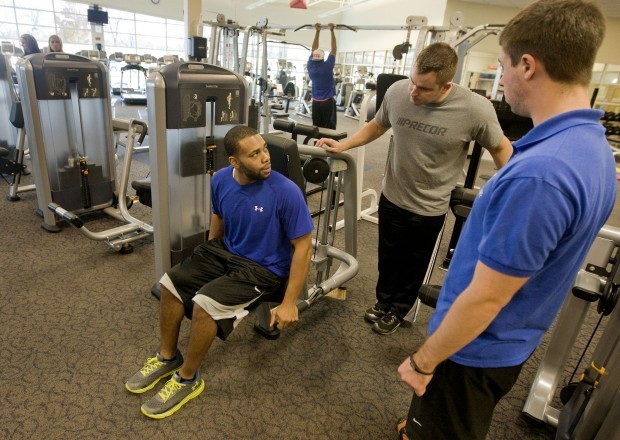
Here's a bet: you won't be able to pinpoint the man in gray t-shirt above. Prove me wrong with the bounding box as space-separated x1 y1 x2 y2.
316 42 512 335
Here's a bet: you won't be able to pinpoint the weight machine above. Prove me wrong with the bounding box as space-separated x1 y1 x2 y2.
523 226 620 438
16 53 151 252
0 53 34 201
146 61 359 337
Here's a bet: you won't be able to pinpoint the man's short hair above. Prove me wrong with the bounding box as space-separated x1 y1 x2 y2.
224 125 260 157
499 0 605 85
414 42 458 86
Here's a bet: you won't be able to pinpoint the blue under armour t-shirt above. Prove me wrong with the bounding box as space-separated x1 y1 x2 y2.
211 166 314 278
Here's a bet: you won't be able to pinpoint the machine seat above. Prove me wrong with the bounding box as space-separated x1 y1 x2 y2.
131 178 152 208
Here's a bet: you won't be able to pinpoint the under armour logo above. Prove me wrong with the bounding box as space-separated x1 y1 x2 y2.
255 206 264 212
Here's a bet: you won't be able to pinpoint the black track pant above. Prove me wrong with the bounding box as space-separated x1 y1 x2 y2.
375 194 445 320
312 98 337 129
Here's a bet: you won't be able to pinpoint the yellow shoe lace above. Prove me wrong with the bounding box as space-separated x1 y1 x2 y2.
157 377 184 402
140 357 165 377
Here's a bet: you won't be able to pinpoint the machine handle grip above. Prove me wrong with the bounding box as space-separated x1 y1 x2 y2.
48 203 84 228
132 120 148 144
293 123 319 139
273 119 295 133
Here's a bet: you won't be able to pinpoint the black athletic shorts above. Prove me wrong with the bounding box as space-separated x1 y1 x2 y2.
160 238 287 340
405 359 523 440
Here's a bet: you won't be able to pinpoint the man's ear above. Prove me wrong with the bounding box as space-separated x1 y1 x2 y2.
521 54 536 80
229 156 238 168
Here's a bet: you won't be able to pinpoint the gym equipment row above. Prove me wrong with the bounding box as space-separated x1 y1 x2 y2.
601 111 620 140
0 53 34 201
16 52 152 252
601 111 620 122
108 53 181 103
343 67 376 121
76 49 109 66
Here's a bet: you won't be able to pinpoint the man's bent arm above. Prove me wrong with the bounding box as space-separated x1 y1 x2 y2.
398 261 528 395
208 213 224 240
488 135 513 170
270 232 313 328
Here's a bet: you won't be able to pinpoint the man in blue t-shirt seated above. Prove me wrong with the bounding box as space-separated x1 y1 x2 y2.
124 125 314 419
396 1 617 439
307 22 337 129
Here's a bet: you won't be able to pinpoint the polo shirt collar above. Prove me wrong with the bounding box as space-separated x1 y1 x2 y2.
512 109 604 153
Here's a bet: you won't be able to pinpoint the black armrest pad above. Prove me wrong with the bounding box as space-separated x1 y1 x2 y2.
10 101 23 129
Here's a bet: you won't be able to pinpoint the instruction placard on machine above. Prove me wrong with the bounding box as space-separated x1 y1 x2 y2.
40 69 103 99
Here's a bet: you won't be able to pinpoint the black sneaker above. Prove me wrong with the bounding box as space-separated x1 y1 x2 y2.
372 312 402 335
364 303 389 323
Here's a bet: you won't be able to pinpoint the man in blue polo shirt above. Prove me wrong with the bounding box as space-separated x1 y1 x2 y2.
396 1 616 439
307 22 337 129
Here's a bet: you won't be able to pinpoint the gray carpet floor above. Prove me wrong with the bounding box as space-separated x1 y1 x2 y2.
1 97 616 439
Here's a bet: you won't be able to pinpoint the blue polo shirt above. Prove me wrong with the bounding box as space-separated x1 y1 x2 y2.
307 54 336 101
428 109 616 368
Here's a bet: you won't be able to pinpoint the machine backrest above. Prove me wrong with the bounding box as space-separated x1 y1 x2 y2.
262 133 305 198
375 73 407 113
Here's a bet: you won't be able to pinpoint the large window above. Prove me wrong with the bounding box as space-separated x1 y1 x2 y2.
0 0 185 59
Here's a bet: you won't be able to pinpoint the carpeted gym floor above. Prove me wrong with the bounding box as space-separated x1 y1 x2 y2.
1 97 616 439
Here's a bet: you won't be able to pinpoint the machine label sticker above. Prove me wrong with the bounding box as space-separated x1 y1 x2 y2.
183 92 202 123
215 89 240 125
42 70 103 99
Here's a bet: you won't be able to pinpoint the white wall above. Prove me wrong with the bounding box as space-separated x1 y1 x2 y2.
445 0 620 65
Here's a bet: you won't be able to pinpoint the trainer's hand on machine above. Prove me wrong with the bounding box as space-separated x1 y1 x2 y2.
269 302 299 330
398 355 434 397
315 137 346 154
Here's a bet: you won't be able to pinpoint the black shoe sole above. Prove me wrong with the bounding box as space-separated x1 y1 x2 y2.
372 322 400 335
363 313 383 324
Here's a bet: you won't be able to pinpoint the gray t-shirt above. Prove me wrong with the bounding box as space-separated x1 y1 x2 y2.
375 80 504 215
